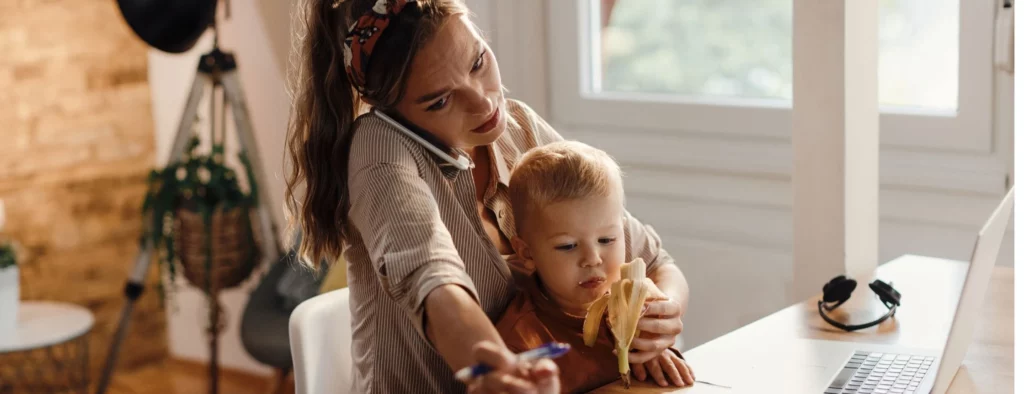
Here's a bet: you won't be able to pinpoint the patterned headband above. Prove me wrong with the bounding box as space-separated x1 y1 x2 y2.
337 0 411 94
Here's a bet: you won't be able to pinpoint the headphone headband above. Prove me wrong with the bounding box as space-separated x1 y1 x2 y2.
818 275 901 332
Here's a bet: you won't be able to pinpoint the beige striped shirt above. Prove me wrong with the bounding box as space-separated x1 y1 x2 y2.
344 99 674 393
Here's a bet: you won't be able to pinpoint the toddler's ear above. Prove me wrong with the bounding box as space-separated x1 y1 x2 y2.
511 236 535 271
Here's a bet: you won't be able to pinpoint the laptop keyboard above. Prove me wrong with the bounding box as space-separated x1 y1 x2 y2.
824 351 935 394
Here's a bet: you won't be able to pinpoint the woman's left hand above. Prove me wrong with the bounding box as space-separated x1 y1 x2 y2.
628 298 684 364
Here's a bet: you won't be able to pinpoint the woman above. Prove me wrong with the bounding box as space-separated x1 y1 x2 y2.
285 0 691 392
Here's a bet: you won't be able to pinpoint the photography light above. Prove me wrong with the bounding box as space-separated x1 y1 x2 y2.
115 0 218 53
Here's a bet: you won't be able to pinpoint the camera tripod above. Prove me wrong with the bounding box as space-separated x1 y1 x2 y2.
94 44 283 394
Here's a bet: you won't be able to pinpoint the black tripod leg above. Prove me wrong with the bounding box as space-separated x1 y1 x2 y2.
94 61 213 394
93 240 153 394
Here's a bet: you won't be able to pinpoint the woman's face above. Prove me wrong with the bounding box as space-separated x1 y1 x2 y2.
393 14 506 150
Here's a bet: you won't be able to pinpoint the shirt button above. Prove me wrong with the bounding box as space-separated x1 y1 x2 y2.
497 210 506 219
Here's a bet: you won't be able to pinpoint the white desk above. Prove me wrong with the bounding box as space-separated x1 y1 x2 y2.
595 255 1013 393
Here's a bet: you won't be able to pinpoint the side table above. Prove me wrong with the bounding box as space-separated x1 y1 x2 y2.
0 301 95 394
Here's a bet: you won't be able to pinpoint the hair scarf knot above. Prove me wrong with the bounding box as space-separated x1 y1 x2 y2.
335 0 411 94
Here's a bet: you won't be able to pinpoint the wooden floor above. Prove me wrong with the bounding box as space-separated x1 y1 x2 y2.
101 359 291 394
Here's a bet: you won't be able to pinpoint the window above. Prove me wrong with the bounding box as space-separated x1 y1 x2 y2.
548 0 994 152
597 0 957 112
597 0 793 102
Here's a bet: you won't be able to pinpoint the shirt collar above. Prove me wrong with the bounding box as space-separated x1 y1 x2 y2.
435 140 511 190
491 141 512 188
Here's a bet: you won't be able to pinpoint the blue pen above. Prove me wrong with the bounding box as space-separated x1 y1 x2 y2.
454 342 572 381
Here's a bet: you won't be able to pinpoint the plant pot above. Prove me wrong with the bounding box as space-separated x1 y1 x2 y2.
0 266 18 338
172 205 261 292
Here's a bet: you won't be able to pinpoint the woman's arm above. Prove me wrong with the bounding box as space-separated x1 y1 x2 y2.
649 263 689 318
426 286 561 393
629 265 692 386
619 210 688 364
347 124 557 392
424 284 506 370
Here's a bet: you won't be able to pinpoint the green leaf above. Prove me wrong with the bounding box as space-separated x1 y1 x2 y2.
0 242 17 269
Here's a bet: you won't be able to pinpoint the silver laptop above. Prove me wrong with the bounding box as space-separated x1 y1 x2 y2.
815 186 1014 394
679 188 1012 394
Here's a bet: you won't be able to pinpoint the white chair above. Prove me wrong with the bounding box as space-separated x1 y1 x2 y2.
289 288 353 394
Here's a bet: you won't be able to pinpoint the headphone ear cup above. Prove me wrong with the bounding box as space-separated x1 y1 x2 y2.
822 275 856 304
869 280 902 306
823 275 847 292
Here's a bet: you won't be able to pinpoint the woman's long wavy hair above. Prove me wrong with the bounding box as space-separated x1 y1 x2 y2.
285 0 468 268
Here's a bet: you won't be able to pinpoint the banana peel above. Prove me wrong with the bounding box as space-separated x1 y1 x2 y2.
582 258 668 388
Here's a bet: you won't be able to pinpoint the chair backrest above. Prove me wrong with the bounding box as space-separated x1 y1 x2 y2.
289 288 353 394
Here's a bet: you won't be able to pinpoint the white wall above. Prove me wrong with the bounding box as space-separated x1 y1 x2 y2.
472 0 1015 351
148 1 292 376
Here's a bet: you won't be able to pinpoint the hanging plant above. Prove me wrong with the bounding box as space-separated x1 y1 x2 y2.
141 135 262 303
0 242 15 270
0 200 12 270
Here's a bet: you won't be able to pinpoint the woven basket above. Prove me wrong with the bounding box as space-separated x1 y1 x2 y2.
172 205 260 292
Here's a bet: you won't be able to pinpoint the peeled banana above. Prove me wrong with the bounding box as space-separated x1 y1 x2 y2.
582 258 667 388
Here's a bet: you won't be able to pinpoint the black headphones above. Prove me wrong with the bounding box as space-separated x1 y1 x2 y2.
818 275 902 332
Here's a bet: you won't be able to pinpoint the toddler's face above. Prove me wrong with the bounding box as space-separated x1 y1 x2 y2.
515 192 626 315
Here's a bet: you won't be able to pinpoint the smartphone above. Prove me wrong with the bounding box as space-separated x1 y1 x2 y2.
372 108 472 170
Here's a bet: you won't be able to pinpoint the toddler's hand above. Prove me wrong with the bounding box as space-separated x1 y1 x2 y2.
631 348 695 387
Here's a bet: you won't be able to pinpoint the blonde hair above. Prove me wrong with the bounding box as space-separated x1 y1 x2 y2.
509 141 623 232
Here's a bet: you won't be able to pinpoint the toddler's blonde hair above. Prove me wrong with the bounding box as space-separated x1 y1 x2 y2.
509 140 623 232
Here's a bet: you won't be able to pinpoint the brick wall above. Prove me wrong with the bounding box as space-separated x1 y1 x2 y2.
0 0 166 376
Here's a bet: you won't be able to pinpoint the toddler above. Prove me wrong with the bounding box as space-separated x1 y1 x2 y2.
496 141 694 392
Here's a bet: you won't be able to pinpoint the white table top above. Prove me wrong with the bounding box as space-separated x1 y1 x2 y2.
0 301 95 353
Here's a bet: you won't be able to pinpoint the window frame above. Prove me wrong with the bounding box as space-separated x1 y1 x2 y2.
546 0 997 153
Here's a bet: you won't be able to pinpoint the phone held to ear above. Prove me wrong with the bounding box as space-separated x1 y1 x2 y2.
372 108 472 170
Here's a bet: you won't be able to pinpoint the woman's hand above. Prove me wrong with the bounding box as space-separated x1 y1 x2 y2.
464 341 560 394
628 298 684 364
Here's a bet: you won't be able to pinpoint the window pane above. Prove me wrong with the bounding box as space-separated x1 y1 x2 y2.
596 0 958 111
878 0 958 110
597 0 792 101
